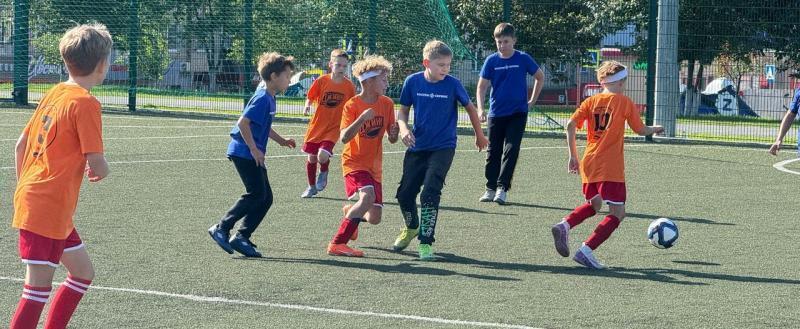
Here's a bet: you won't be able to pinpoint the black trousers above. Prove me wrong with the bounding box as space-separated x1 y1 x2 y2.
219 155 273 238
485 112 527 191
395 148 455 245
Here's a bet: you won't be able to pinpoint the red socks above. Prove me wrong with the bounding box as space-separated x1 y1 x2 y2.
585 215 621 250
10 285 51 329
332 217 361 244
44 275 91 329
565 203 597 228
319 160 329 172
306 161 317 186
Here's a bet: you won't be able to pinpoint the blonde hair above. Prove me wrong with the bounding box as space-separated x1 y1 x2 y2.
257 52 295 81
59 24 113 77
596 60 627 83
351 55 392 80
330 49 348 61
423 40 453 61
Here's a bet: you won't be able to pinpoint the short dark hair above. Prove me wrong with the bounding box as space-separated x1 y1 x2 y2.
493 23 515 39
257 52 295 81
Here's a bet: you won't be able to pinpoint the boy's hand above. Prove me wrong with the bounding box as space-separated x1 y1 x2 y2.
568 156 580 174
250 147 266 167
360 108 375 121
475 135 489 151
281 138 296 149
389 122 400 138
85 167 106 182
478 108 487 123
400 128 415 148
303 106 312 116
769 142 781 156
651 125 665 135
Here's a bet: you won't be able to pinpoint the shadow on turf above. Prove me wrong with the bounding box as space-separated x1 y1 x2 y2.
239 255 520 282
502 203 733 226
434 252 800 286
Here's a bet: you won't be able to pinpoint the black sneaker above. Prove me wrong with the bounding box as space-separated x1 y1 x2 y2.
229 234 262 258
208 224 234 254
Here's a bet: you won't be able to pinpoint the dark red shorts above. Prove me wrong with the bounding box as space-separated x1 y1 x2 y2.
302 141 335 157
583 181 626 205
344 171 383 207
18 229 83 267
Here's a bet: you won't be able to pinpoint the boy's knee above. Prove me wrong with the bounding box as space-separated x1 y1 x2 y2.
307 155 318 163
589 197 603 211
70 266 95 282
366 208 382 225
317 152 330 163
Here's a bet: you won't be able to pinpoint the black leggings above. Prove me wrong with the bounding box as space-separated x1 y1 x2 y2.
485 112 527 191
395 148 455 245
218 156 273 238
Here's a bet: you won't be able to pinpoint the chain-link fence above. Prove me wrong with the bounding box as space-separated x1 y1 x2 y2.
2 0 799 144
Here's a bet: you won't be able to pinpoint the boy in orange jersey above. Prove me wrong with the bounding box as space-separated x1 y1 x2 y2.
10 24 113 329
301 49 357 198
327 55 399 257
551 61 663 269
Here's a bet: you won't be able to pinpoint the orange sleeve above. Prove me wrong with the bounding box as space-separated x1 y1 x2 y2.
306 76 323 103
340 99 357 131
74 99 104 154
385 98 396 131
625 100 646 133
570 98 591 130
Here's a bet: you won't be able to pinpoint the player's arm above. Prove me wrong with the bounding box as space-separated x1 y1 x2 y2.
269 128 296 148
237 116 264 167
769 110 797 155
476 77 491 122
85 152 110 182
387 122 399 144
633 125 664 137
566 119 580 174
397 105 415 147
340 108 375 144
14 132 28 180
528 69 545 109
464 102 488 151
303 98 313 116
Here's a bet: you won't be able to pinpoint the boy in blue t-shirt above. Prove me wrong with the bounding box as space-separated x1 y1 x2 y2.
476 23 545 204
208 52 297 258
393 40 489 260
769 87 800 156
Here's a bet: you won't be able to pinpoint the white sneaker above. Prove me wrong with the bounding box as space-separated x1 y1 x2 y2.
493 188 507 205
479 190 495 202
300 186 317 198
573 244 606 269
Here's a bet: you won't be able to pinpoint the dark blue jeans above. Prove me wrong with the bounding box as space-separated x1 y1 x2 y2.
218 156 273 238
395 148 455 245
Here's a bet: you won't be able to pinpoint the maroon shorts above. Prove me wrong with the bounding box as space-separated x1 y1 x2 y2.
344 171 383 207
302 141 335 157
18 229 83 268
583 181 626 205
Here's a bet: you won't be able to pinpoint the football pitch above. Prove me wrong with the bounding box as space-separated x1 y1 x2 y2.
0 109 798 328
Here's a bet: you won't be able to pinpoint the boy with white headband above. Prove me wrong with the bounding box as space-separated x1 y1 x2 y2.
550 60 663 269
326 55 399 257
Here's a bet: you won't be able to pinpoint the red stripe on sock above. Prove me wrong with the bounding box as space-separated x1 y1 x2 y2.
306 161 317 186
585 215 621 250
565 203 596 228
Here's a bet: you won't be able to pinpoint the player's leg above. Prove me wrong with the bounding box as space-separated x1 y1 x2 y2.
574 182 626 269
11 230 58 329
210 156 263 254
315 142 334 191
328 173 375 257
552 185 602 257
495 112 528 203
301 143 319 198
481 115 507 201
393 151 427 251
230 165 272 257
45 232 93 329
417 149 455 261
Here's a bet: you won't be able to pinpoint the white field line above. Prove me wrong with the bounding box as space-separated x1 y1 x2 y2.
0 276 540 329
0 134 304 142
772 157 800 175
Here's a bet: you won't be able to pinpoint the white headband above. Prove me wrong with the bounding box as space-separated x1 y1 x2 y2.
358 70 382 82
601 68 628 84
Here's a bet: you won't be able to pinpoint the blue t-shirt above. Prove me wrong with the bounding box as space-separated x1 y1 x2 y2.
790 88 800 153
479 50 540 118
399 72 471 151
227 85 276 159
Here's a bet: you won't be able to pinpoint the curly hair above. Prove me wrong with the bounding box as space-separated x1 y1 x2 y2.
351 55 392 80
596 60 627 83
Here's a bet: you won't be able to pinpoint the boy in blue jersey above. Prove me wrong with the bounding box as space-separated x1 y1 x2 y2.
476 23 545 204
208 52 297 258
393 40 489 260
769 87 800 156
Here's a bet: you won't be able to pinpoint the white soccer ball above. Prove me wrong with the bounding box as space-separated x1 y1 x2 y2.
647 218 679 249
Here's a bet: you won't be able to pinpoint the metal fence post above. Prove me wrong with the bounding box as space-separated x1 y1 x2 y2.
128 0 139 112
13 0 29 106
243 0 254 105
645 0 657 141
